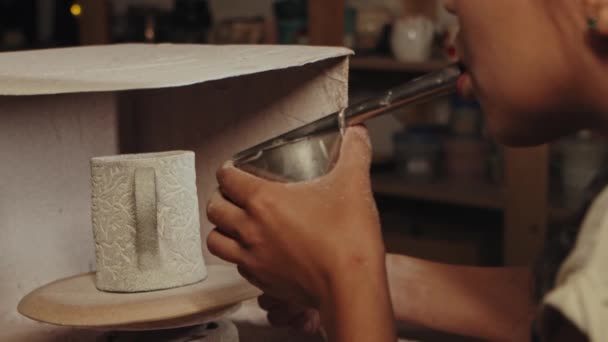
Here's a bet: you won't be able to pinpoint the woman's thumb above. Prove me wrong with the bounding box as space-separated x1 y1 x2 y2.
333 125 373 175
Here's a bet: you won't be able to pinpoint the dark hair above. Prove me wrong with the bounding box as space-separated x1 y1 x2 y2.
533 162 608 301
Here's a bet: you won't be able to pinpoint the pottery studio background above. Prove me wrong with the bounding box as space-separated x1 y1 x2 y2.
1 0 607 338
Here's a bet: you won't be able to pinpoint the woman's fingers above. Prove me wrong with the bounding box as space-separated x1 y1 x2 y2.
206 190 250 242
237 265 267 289
332 125 373 177
259 294 322 334
216 161 270 208
295 309 322 335
443 0 456 14
206 228 246 264
267 307 321 333
258 294 283 311
259 296 301 328
267 308 292 326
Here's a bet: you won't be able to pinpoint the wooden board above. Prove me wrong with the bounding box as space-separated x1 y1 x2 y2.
17 265 262 331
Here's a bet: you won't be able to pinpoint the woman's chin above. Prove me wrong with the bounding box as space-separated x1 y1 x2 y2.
486 123 555 147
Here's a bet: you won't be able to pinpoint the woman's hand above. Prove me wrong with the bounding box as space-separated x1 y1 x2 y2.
207 126 396 341
206 126 385 307
257 294 322 335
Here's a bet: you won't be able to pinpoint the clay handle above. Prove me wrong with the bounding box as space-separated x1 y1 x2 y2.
134 167 160 270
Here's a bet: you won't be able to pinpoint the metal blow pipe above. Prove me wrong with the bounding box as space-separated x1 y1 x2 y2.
233 64 464 182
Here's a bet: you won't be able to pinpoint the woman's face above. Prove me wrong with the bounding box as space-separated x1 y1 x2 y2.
445 0 597 146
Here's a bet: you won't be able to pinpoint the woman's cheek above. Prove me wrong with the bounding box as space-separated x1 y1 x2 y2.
480 105 530 146
477 70 579 146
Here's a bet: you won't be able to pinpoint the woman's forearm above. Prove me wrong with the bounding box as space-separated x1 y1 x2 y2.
320 255 397 342
387 254 536 341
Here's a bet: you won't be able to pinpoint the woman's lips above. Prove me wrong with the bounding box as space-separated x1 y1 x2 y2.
457 72 476 100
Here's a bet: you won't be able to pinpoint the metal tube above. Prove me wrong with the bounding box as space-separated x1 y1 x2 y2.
233 63 464 164
344 64 463 125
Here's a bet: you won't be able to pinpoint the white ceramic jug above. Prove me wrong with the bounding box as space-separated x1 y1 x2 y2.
391 16 435 62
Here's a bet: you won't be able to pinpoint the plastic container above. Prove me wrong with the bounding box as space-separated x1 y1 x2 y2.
393 125 444 182
448 95 483 138
273 0 308 44
444 137 489 182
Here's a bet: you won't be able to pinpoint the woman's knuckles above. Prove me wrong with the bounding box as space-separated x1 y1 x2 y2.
337 128 372 165
206 231 230 259
205 199 221 225
267 309 291 326
215 164 230 184
257 295 282 310
246 187 279 215
239 224 262 248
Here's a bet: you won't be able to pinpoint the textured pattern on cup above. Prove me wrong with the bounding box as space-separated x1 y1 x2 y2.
91 151 207 292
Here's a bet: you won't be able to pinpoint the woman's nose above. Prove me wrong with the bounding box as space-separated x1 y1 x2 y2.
443 0 457 14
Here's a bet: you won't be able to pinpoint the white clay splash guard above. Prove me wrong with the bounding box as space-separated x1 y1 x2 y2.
0 43 352 96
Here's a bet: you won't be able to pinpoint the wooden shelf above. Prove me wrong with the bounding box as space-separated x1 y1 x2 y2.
372 173 576 225
350 56 450 73
372 173 505 210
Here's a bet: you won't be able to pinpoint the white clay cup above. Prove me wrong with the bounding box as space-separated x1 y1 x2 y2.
90 151 207 293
